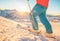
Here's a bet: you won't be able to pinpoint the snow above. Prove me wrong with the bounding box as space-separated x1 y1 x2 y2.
0 16 60 41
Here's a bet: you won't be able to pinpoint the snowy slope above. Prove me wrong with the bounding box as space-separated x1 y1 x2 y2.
0 16 60 41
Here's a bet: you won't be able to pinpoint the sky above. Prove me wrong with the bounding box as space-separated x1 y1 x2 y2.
0 0 60 15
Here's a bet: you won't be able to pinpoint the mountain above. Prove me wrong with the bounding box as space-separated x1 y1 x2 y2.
47 15 60 21
0 9 60 22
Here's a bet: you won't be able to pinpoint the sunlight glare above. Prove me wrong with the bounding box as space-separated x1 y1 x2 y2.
16 5 29 12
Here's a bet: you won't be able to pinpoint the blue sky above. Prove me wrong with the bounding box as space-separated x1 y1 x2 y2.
0 0 60 15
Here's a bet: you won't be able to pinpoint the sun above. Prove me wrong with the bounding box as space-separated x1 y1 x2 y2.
16 5 29 12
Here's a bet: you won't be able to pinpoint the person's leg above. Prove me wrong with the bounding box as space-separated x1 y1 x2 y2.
30 4 43 30
29 4 48 34
30 4 46 30
29 4 43 33
30 14 41 34
30 11 38 30
39 12 53 34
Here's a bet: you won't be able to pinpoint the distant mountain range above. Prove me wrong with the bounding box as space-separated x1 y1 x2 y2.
47 15 60 21
0 10 60 22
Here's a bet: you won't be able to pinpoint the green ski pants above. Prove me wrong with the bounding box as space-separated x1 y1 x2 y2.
30 4 53 33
